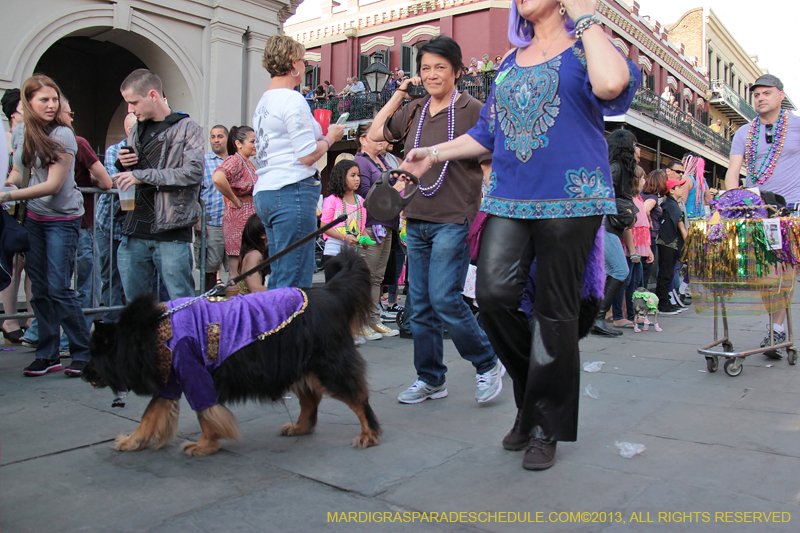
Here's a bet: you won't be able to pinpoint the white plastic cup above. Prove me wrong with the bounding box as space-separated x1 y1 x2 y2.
118 184 136 211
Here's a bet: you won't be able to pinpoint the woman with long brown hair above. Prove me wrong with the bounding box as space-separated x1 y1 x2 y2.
212 125 258 278
3 75 91 377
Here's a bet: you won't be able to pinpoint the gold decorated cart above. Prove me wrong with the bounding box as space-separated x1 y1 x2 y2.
685 215 799 377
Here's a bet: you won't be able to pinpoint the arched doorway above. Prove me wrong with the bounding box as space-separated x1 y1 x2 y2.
34 36 146 157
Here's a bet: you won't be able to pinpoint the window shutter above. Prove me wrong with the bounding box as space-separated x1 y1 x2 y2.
402 45 412 75
384 46 391 72
359 54 370 80
312 65 319 89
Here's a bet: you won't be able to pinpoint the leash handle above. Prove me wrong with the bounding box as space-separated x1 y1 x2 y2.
224 213 348 289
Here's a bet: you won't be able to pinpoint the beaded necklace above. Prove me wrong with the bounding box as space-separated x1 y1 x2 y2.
745 109 787 185
414 88 458 197
340 193 362 238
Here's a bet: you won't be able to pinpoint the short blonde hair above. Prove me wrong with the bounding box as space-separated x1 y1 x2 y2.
262 35 305 77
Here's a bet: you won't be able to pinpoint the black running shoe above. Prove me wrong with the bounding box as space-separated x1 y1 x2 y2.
23 358 63 376
64 360 88 377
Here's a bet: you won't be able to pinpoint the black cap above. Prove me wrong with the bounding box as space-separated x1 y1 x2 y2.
751 74 784 92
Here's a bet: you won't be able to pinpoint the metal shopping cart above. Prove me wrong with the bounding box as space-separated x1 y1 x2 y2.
686 210 799 377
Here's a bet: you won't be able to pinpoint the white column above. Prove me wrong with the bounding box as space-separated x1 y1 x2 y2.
208 21 245 128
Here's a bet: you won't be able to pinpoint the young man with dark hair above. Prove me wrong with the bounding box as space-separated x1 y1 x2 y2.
114 68 204 302
195 125 229 291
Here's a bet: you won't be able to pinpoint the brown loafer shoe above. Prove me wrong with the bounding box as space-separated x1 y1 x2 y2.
522 438 557 470
502 410 529 451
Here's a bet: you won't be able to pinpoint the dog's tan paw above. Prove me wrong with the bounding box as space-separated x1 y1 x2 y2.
352 432 379 449
280 422 313 436
181 441 219 456
112 434 144 451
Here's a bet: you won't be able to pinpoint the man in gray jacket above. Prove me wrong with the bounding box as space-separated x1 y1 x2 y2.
114 69 203 301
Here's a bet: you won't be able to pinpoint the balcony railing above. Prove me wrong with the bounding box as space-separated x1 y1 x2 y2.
624 87 732 157
710 79 757 122
309 78 732 158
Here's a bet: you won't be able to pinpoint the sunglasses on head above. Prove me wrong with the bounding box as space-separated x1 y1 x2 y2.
765 123 774 144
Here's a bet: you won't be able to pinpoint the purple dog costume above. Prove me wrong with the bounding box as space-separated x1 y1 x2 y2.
154 288 308 411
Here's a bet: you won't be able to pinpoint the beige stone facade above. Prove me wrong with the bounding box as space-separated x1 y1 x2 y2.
0 0 300 153
666 7 794 139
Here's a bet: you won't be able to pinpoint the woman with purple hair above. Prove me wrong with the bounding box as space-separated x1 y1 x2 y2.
401 0 641 470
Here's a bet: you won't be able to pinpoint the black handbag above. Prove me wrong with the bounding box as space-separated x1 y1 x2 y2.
363 169 420 222
607 198 638 232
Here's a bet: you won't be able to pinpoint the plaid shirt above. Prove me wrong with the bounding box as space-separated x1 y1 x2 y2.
95 139 125 239
202 152 226 226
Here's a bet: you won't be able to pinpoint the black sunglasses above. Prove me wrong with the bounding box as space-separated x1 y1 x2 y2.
672 170 684 175
765 123 774 144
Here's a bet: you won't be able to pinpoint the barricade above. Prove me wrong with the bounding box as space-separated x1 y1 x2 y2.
0 187 208 325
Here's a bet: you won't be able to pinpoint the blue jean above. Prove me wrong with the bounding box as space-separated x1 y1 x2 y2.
118 237 195 301
406 219 496 387
22 319 69 352
76 227 101 329
612 257 644 321
25 217 90 362
254 175 320 290
96 227 124 322
603 229 629 282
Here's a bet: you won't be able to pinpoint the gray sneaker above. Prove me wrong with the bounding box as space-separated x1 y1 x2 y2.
397 380 448 404
760 326 787 359
475 361 504 403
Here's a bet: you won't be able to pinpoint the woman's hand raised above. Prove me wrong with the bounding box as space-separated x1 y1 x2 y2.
560 0 597 21
400 148 432 179
326 124 346 143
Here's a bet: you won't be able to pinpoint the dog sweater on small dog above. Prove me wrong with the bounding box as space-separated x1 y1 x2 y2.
155 288 308 411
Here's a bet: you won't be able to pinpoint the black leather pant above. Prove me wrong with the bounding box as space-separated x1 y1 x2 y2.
476 215 602 442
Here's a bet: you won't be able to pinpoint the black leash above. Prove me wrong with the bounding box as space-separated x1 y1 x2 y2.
225 213 347 289
158 214 347 319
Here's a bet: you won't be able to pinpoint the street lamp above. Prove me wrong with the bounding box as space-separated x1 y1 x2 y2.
362 50 392 93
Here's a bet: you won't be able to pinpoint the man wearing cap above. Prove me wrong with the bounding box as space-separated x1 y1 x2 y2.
725 74 800 358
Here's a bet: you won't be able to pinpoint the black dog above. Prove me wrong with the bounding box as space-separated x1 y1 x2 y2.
83 249 380 456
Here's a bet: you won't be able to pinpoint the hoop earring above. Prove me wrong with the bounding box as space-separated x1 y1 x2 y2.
291 68 300 77
559 2 566 15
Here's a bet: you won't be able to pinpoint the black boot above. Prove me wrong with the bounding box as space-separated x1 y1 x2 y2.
590 276 625 337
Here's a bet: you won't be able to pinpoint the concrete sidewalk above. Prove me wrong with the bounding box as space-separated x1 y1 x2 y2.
2 296 800 532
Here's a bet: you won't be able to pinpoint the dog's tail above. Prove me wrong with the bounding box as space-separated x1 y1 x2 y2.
319 248 372 333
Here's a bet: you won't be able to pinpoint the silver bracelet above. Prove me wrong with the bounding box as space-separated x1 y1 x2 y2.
575 15 602 39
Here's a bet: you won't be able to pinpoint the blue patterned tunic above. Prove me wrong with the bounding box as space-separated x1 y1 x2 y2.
467 42 641 219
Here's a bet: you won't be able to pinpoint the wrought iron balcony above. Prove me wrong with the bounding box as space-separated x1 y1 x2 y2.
629 87 732 157
310 79 732 158
710 79 757 123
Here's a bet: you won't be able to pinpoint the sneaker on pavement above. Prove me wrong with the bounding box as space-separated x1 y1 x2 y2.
64 360 87 377
23 358 62 377
380 302 403 320
354 335 366 346
371 323 399 337
657 303 680 315
760 326 787 360
360 327 382 341
59 350 71 359
672 289 688 308
475 360 504 403
397 379 448 404
21 338 38 348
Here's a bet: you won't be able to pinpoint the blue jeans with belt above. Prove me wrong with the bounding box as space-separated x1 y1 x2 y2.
254 175 321 290
25 217 90 362
406 219 496 387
